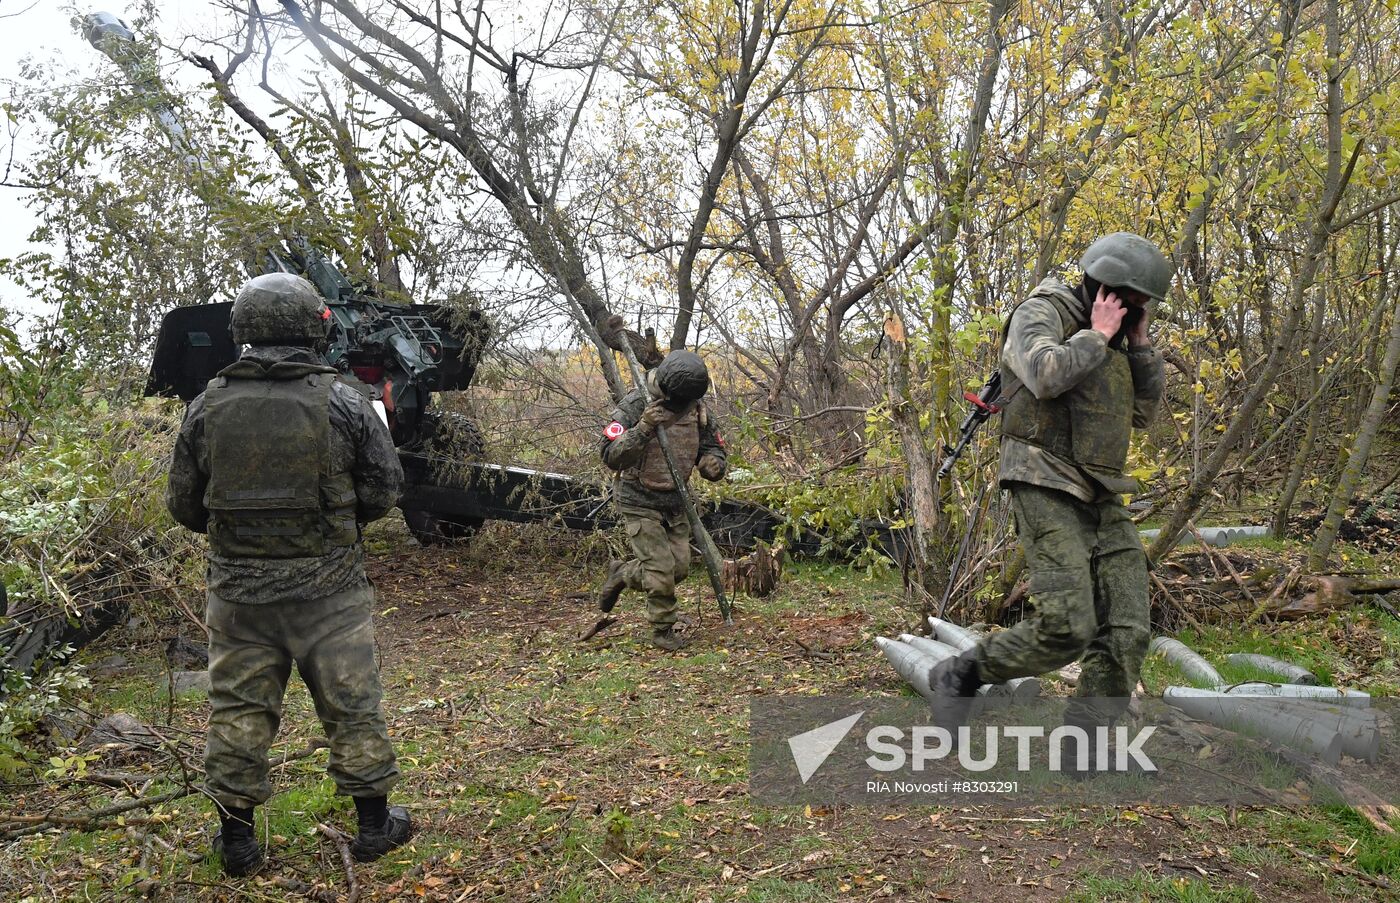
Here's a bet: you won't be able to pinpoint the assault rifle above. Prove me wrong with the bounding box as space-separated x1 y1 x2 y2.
934 372 1005 618
936 371 1005 480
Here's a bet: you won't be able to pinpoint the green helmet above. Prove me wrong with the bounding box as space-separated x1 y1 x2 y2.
229 273 331 346
1079 232 1173 300
655 350 710 404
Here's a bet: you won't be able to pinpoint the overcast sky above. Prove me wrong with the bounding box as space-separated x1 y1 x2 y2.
1 0 560 334
1 1 218 318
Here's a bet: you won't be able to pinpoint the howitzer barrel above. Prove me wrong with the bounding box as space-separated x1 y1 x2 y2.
81 11 135 45
81 12 196 161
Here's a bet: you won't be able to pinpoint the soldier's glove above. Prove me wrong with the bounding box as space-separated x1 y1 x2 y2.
697 454 727 482
638 400 680 432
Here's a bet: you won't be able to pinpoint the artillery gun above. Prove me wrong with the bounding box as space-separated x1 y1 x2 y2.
0 13 846 678
83 11 496 543
143 242 495 543
77 11 811 549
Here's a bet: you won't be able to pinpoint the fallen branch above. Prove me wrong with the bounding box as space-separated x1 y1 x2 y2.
1247 565 1301 625
1341 576 1400 594
578 614 617 641
0 738 329 840
270 876 337 902
1190 527 1257 612
0 787 190 839
271 738 330 768
1267 743 1399 836
317 822 362 903
1151 571 1203 630
1267 838 1393 890
1273 575 1400 620
581 842 622 881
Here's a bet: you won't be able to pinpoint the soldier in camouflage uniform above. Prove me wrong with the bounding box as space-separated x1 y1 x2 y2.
595 351 728 651
929 233 1170 742
166 274 412 876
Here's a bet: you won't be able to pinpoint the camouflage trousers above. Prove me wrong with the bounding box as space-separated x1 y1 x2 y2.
204 579 399 810
618 504 693 628
977 483 1150 718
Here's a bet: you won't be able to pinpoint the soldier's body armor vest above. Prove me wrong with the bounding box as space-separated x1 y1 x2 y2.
627 403 705 492
999 281 1135 490
203 359 359 558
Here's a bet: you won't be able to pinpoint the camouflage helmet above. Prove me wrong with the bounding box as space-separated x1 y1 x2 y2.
655 350 710 403
1079 232 1173 300
229 273 331 346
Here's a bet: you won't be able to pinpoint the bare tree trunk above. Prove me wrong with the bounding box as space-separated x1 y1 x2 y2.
1272 288 1330 536
881 0 1013 610
184 11 360 277
883 308 942 603
278 0 642 399
315 82 405 296
669 0 841 351
1309 218 1400 568
1150 0 1360 560
671 0 769 350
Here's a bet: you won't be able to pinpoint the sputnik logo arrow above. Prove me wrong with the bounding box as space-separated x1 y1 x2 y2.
787 711 864 784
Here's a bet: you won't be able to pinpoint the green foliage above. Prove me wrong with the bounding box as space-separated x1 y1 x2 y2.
0 402 185 613
1244 807 1400 878
0 40 253 369
725 455 900 569
0 312 81 461
0 396 204 700
1066 873 1259 902
602 806 633 836
0 657 90 778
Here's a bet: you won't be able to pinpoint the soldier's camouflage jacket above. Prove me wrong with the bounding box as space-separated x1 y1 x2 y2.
166 346 403 605
998 278 1165 501
599 389 727 514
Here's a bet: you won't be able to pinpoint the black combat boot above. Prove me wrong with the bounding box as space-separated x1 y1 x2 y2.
596 560 626 613
927 650 982 740
1059 713 1098 782
212 806 264 877
350 796 414 862
1060 710 1156 782
651 625 690 652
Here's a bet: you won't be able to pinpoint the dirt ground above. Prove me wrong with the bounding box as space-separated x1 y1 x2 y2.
1 523 1397 901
